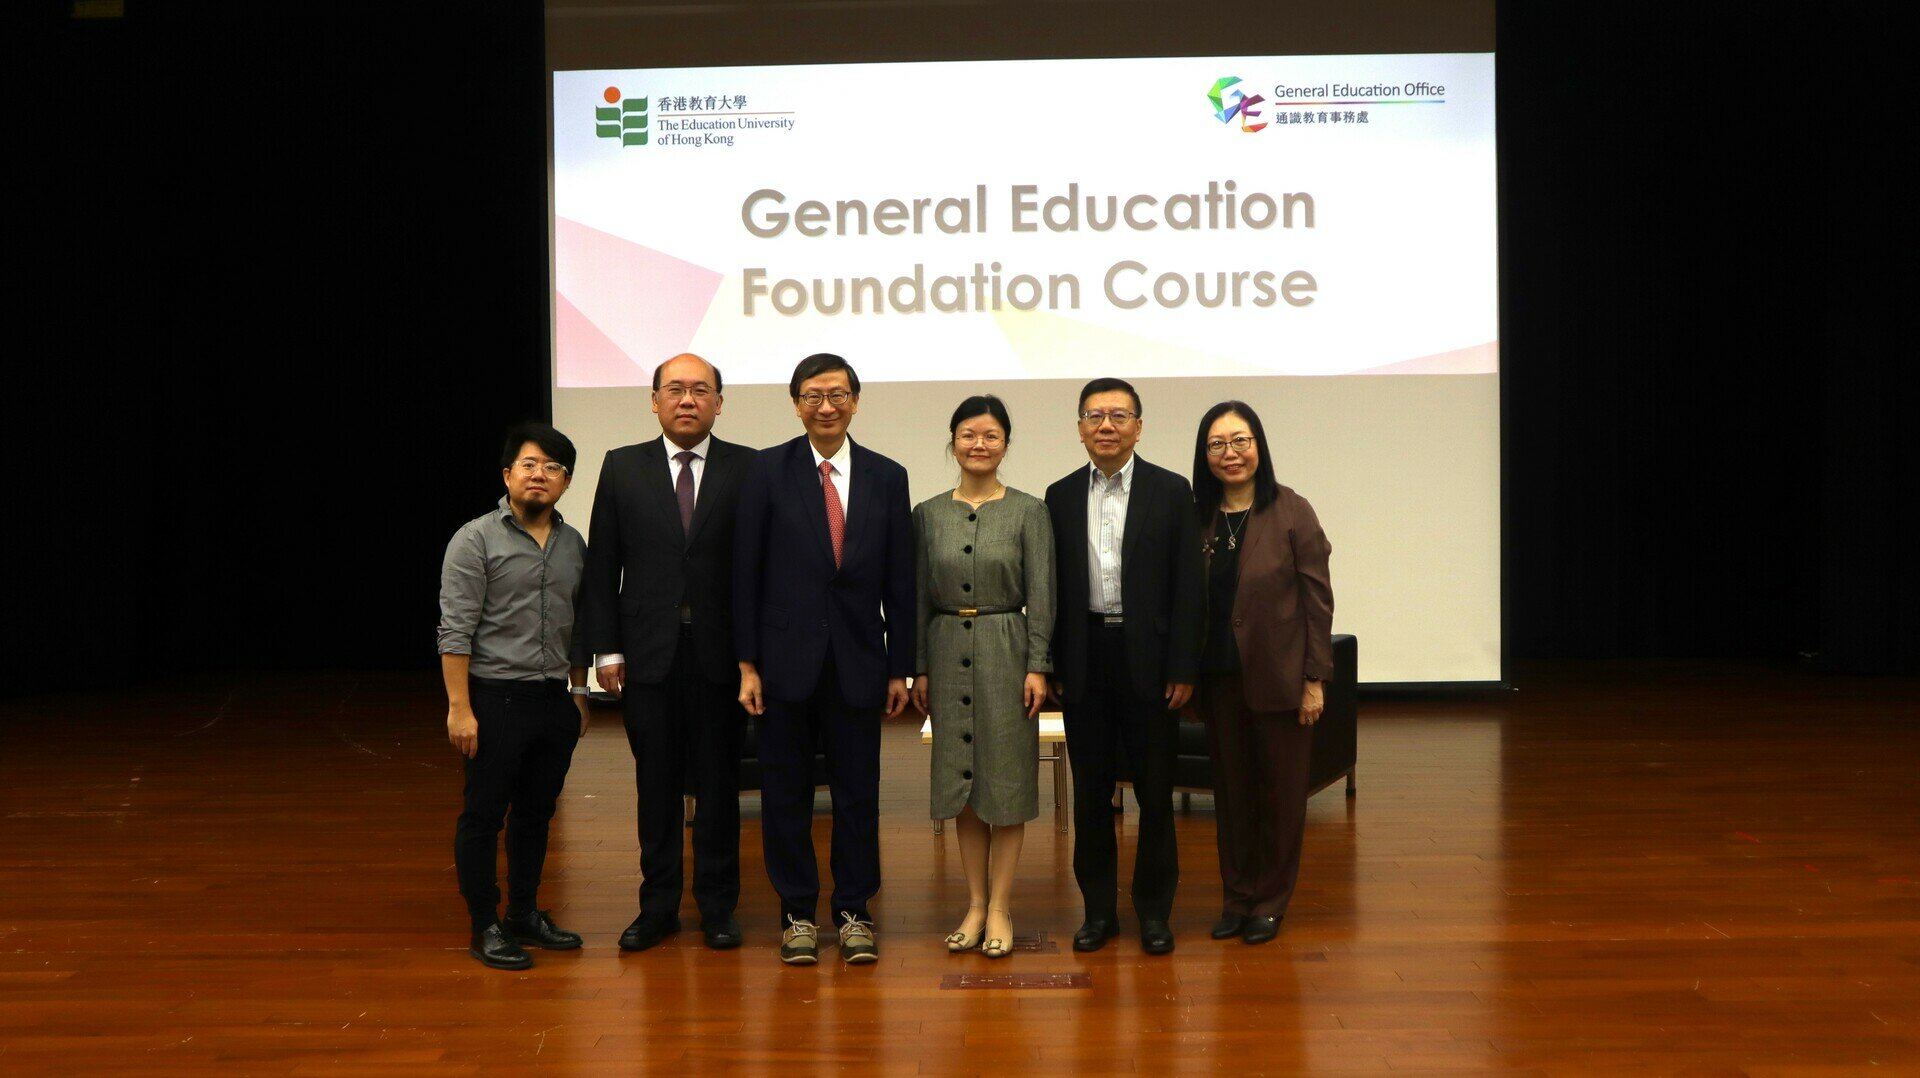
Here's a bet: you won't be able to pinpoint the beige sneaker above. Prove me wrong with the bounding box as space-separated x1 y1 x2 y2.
780 916 818 965
837 912 878 964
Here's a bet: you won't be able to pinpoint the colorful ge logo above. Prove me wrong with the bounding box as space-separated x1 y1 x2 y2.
1209 76 1266 133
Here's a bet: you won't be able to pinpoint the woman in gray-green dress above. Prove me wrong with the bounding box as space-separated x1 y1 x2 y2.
910 395 1055 959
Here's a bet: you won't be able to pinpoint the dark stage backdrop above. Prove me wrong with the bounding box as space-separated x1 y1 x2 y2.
9 4 1898 691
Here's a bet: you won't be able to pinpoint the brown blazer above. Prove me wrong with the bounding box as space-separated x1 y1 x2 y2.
1209 484 1334 712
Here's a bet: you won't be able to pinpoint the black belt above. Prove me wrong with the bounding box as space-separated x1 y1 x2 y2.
470 675 569 697
934 605 1021 617
1087 611 1125 627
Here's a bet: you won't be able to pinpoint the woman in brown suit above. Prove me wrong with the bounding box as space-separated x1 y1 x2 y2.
1189 401 1334 945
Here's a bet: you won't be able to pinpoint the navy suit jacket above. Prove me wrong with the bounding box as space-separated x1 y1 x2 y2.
732 435 915 708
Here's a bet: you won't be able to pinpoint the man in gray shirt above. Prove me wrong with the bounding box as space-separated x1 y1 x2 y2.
437 422 591 970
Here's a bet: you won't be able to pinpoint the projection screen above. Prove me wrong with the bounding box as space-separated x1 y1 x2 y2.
548 2 1500 685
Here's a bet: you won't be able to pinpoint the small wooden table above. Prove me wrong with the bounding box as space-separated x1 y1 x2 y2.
921 713 1069 833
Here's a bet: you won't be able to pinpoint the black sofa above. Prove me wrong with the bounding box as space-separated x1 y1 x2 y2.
1172 633 1358 802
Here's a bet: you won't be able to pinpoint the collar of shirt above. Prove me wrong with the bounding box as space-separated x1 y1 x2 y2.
809 437 852 478
661 433 713 461
496 495 566 536
1087 453 1136 494
810 438 853 518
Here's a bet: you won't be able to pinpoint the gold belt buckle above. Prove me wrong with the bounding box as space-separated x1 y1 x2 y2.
957 607 979 618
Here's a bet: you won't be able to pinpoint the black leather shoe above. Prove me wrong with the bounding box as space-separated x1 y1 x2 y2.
1072 919 1120 952
618 914 682 952
1210 913 1248 940
470 923 533 970
702 914 743 950
503 909 582 950
1140 920 1175 955
1242 915 1280 945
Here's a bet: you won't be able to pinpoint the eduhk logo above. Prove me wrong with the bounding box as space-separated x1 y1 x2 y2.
596 87 649 146
1209 76 1266 133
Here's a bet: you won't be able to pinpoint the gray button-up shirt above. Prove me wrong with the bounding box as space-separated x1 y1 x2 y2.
437 497 588 681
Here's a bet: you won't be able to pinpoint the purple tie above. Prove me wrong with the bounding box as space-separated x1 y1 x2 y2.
674 451 697 537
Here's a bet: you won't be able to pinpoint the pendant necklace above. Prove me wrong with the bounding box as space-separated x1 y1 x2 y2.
959 483 1003 508
1221 506 1249 550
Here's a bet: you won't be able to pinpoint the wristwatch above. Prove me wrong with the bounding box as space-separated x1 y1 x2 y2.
568 685 591 696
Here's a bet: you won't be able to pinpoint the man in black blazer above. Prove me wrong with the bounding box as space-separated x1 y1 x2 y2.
1045 377 1206 955
734 353 914 966
580 353 755 953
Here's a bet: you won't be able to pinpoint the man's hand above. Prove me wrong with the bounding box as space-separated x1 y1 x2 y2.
1047 679 1065 707
738 663 765 716
1300 680 1325 725
1164 682 1194 711
910 675 929 716
885 677 910 719
598 662 626 697
574 694 591 736
1024 673 1048 718
448 702 479 758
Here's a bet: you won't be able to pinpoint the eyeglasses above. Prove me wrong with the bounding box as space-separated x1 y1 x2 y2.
956 432 1004 447
657 383 715 401
798 390 854 408
1079 409 1138 426
512 458 569 479
1205 435 1256 457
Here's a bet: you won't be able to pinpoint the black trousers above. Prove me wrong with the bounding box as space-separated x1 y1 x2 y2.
623 625 745 922
758 656 881 928
455 677 580 933
1200 673 1313 919
1064 619 1180 923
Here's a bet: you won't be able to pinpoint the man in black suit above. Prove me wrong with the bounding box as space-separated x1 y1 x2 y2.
735 353 914 966
581 353 754 952
1045 377 1206 955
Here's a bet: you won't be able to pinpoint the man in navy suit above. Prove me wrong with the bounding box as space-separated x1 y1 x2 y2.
734 353 914 965
580 353 754 954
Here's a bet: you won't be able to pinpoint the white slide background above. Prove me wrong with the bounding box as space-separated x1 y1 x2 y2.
551 54 1500 683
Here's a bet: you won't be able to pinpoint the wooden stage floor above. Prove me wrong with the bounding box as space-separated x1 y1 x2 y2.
2 662 1917 1075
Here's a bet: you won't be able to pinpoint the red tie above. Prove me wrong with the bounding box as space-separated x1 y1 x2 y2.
820 460 844 568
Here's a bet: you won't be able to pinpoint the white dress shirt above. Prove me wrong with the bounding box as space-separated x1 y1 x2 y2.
664 433 712 499
1085 454 1134 613
809 437 854 521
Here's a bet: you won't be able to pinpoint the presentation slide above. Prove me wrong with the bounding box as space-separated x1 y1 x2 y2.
550 51 1501 686
552 55 1495 387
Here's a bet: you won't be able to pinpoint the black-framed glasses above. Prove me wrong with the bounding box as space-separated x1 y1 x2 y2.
1205 435 1256 457
799 390 854 407
1079 409 1137 426
512 458 569 479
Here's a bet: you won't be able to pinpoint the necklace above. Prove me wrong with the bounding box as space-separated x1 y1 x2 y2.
1220 507 1249 551
956 483 1004 508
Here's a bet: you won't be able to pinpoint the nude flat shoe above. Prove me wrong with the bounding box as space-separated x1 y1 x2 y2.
946 905 987 952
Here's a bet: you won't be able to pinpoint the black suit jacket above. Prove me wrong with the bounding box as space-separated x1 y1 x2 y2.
1045 456 1206 704
732 435 915 709
579 435 754 687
